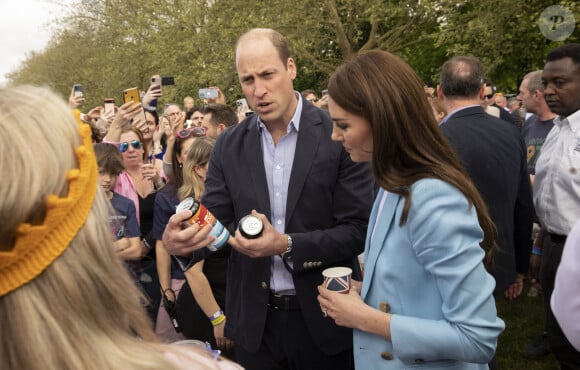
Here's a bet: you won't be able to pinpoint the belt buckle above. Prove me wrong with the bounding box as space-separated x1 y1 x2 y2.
280 295 290 311
269 292 290 311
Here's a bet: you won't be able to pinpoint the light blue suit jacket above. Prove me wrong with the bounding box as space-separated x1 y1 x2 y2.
355 179 504 369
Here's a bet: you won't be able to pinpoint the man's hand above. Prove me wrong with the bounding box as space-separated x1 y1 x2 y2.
504 273 525 300
229 210 287 258
162 210 217 256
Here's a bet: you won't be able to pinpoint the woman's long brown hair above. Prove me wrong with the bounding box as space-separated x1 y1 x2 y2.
328 50 497 264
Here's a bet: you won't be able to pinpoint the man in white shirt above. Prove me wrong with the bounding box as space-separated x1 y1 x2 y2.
533 43 580 370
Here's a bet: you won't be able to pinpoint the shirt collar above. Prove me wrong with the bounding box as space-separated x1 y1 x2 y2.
443 104 481 123
256 91 302 134
554 109 580 132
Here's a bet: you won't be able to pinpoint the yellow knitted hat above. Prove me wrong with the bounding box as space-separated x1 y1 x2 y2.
0 121 98 296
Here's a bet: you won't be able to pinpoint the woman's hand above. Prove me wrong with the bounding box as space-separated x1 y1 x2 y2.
111 101 143 128
213 320 234 350
141 162 158 180
142 84 162 108
317 283 367 329
68 87 84 108
153 121 164 145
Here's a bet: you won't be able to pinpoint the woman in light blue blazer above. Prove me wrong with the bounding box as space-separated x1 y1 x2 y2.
318 50 505 370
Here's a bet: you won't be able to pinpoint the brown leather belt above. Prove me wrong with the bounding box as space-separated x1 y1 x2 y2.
268 292 301 311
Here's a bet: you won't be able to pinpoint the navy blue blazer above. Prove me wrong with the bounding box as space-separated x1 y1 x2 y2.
441 106 533 294
202 101 375 354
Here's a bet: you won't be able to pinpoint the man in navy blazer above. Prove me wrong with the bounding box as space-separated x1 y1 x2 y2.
437 56 534 301
163 28 374 369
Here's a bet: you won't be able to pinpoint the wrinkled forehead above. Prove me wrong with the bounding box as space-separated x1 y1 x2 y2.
544 57 580 79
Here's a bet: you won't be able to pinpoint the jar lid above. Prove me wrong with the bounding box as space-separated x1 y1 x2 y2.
176 197 197 213
239 214 263 239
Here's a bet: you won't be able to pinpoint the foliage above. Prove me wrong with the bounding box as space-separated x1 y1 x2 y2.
5 0 580 107
436 0 580 93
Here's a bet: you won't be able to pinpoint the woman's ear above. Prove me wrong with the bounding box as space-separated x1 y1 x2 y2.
193 165 203 177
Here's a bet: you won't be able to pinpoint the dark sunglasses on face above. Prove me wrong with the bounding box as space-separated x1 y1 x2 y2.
176 127 206 139
119 140 142 153
483 94 494 100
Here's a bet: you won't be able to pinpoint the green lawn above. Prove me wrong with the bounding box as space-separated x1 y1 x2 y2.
495 283 559 370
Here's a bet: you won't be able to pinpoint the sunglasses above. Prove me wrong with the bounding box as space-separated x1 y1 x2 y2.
119 140 143 153
176 127 206 139
483 94 495 100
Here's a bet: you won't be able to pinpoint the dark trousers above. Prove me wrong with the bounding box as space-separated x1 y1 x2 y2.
541 235 580 370
234 308 353 370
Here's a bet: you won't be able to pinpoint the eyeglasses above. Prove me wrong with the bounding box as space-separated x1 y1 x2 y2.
119 140 142 153
483 94 495 100
176 127 206 139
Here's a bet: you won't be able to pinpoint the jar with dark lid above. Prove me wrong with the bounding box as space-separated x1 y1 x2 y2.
238 214 264 239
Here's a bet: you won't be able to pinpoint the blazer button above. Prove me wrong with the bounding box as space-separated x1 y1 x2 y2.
380 352 393 360
303 262 309 269
415 358 425 364
261 281 268 290
379 301 391 313
316 261 322 267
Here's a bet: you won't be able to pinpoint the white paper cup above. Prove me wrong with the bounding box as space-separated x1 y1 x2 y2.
322 267 352 293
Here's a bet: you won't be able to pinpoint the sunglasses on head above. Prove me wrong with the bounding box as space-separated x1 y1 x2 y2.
119 140 142 153
176 127 206 139
483 94 494 100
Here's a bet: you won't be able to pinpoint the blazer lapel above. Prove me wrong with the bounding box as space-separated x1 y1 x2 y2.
243 117 271 215
285 113 321 223
361 189 400 298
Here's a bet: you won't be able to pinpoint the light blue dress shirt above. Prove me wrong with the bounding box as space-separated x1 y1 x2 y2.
257 93 303 294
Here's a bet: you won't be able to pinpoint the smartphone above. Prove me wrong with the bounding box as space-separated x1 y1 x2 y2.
151 75 162 87
199 88 218 100
236 98 247 109
161 76 175 86
104 98 115 114
73 84 84 98
123 87 141 104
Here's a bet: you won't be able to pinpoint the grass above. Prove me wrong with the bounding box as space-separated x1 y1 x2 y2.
495 282 559 369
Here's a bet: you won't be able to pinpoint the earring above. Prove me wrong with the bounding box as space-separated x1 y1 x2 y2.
179 163 183 169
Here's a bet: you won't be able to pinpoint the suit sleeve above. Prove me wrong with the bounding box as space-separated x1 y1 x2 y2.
513 136 534 275
290 149 374 271
390 180 505 363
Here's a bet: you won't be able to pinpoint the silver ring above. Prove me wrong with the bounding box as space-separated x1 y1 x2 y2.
322 309 328 318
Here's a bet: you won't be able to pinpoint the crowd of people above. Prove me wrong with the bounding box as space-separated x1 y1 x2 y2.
1 25 579 370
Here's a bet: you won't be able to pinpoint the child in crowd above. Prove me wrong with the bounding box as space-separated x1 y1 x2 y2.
94 143 147 260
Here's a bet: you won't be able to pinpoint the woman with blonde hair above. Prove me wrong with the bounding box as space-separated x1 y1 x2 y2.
175 136 234 356
0 85 242 370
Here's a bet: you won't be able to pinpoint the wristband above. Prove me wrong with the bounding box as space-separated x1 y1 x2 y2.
211 314 226 326
531 245 542 256
208 309 223 322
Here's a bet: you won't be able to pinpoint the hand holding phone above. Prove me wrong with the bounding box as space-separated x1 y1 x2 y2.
199 88 219 100
104 98 115 115
73 84 84 98
123 87 141 104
